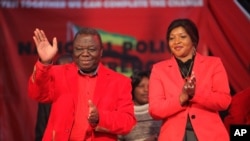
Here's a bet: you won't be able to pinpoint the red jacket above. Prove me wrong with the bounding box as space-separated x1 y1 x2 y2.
149 53 231 141
28 61 136 141
224 86 250 133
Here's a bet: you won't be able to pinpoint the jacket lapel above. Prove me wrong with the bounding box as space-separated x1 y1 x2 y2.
65 63 79 106
192 53 204 84
168 56 185 86
93 63 110 107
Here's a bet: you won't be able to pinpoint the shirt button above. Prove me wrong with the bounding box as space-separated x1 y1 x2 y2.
191 115 196 119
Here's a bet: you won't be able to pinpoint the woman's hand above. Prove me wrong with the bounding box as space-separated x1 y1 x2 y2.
33 28 58 64
180 72 196 106
179 91 189 106
185 72 196 99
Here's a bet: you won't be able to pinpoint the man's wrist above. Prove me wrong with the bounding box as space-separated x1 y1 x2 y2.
39 58 53 65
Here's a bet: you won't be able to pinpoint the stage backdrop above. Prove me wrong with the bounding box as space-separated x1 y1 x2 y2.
0 0 249 140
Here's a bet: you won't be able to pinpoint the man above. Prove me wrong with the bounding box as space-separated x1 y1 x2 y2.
28 27 136 141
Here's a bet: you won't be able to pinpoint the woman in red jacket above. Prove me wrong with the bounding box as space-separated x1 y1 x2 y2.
148 18 231 141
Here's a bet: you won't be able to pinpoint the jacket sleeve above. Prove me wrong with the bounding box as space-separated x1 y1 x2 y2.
224 87 250 132
95 77 136 135
148 64 186 119
28 60 55 103
190 58 232 111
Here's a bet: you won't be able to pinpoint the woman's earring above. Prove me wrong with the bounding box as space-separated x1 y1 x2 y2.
193 47 196 55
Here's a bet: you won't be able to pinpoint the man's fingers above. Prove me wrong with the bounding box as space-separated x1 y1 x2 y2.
88 100 97 116
33 36 39 47
40 30 46 39
52 37 57 48
88 100 99 123
37 29 44 41
34 28 46 42
88 100 95 107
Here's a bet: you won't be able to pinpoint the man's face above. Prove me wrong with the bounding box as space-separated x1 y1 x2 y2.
73 34 103 73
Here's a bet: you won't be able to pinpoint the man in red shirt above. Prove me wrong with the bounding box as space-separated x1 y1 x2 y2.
28 27 136 141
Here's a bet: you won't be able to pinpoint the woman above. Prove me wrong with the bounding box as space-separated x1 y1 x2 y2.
148 18 231 141
119 70 161 141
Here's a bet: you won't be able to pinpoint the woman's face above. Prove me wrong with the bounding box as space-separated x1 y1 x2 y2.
169 26 194 62
133 77 149 105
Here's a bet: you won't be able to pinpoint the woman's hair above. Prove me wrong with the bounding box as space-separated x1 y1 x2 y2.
166 18 199 48
130 70 151 100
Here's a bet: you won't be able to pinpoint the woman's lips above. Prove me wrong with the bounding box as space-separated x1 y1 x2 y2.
174 46 183 51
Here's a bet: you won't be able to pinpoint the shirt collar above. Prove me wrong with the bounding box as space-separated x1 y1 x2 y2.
78 66 98 77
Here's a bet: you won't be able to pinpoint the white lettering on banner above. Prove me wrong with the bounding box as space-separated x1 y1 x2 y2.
68 1 82 8
0 1 18 8
150 0 166 7
168 0 203 7
103 0 148 8
0 0 204 8
20 1 66 8
82 1 102 8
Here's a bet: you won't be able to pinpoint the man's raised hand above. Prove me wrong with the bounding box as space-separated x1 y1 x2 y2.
33 28 58 64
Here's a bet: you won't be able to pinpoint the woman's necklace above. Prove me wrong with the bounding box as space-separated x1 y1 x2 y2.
179 60 194 81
